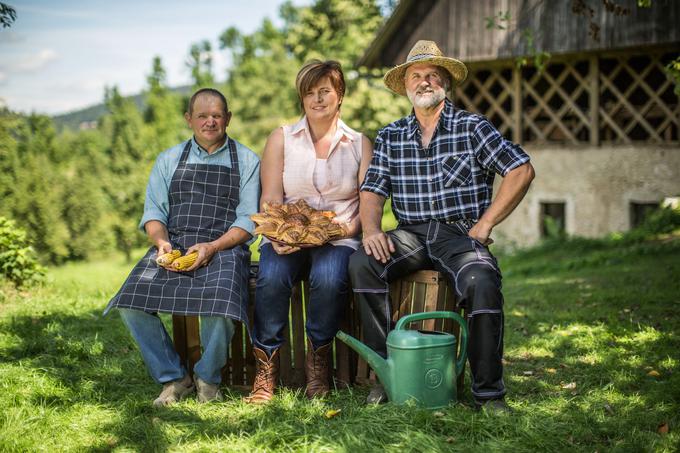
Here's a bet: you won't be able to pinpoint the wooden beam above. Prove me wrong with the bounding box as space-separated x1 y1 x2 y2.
513 66 522 144
589 55 599 146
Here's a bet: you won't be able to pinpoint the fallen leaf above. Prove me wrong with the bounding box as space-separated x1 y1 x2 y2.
523 371 534 376
324 409 341 419
545 368 557 374
647 370 661 377
657 422 669 435
561 382 576 390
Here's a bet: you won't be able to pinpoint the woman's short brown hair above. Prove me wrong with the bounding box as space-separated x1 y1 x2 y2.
295 60 345 112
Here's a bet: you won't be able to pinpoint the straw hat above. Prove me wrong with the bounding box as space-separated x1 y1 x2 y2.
383 40 468 96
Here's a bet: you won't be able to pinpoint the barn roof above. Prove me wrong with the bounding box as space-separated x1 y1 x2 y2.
359 0 680 67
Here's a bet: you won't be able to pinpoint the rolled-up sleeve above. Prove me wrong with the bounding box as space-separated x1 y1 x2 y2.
139 153 171 230
360 131 392 197
472 118 530 176
231 146 261 238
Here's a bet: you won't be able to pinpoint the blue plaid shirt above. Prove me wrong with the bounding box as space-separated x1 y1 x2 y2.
361 98 530 225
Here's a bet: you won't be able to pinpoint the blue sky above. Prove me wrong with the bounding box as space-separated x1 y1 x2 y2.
0 0 308 115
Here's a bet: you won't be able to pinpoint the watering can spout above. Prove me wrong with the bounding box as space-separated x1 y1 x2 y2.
336 331 392 390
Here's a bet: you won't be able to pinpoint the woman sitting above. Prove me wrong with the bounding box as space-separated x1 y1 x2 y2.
246 60 372 403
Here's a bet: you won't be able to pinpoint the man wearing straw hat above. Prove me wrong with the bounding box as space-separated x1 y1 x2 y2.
349 40 535 412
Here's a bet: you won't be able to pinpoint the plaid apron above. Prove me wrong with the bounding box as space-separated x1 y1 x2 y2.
105 138 250 324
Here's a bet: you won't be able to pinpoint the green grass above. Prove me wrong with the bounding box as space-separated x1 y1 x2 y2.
1 235 679 452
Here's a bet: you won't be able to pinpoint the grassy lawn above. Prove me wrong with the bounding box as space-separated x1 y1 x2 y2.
1 234 679 452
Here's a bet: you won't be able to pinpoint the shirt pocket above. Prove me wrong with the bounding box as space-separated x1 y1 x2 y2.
441 154 472 188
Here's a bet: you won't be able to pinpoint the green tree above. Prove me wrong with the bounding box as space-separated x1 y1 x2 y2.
187 40 215 88
144 56 187 151
12 152 70 262
221 19 300 151
0 2 16 28
220 0 410 152
0 216 45 287
61 165 112 260
0 108 21 217
0 112 72 262
99 86 149 261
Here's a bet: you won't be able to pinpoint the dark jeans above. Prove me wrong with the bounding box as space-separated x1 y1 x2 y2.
348 220 506 401
252 242 354 355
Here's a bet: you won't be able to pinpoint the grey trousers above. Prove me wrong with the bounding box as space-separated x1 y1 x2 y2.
348 220 506 401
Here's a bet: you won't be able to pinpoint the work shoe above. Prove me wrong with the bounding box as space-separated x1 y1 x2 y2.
304 339 331 399
194 376 223 403
153 374 194 407
244 347 279 404
476 398 511 414
366 383 388 404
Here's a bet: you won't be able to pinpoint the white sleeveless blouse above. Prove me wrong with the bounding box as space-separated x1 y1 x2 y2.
281 116 363 250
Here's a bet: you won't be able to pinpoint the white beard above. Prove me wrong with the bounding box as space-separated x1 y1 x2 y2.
407 85 446 109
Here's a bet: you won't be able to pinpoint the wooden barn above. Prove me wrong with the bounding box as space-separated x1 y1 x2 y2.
359 0 680 246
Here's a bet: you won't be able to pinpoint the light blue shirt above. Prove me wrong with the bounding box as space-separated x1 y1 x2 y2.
140 136 261 239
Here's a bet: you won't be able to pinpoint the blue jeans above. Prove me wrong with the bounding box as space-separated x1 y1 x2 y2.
252 243 353 355
118 308 234 385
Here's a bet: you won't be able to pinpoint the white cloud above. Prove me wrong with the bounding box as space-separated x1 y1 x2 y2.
0 48 59 73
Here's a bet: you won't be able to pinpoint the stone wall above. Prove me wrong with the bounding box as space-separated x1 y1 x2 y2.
493 146 680 248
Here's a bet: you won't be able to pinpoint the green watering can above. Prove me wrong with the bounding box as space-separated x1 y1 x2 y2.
336 311 468 409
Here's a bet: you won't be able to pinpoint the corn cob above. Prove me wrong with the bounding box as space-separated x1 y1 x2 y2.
172 252 199 271
156 249 181 266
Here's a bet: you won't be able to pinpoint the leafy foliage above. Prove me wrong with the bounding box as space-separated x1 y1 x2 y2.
0 2 16 28
222 0 410 151
0 216 45 287
664 56 680 96
187 40 215 89
621 205 680 243
0 0 410 266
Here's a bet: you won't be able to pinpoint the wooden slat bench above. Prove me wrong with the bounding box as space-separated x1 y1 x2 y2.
172 264 357 388
172 267 464 393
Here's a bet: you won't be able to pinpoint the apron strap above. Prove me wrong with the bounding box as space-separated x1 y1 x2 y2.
178 139 192 164
226 137 240 174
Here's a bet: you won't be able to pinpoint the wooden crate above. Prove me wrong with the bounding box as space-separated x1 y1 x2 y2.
172 264 357 388
353 270 465 394
172 268 464 393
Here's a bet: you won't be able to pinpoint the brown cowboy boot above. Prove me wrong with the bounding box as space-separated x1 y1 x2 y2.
304 339 332 399
244 347 279 404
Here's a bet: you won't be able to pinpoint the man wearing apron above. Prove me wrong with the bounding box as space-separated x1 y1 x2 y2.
105 88 260 406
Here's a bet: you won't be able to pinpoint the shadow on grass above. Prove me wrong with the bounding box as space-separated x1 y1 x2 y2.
3 233 680 451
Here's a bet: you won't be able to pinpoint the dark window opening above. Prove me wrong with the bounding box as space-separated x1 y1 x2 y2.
630 201 659 229
540 202 566 238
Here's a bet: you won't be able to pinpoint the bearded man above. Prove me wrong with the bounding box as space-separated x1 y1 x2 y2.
348 41 535 412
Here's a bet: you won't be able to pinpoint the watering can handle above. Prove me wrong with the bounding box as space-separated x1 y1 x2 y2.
394 311 469 377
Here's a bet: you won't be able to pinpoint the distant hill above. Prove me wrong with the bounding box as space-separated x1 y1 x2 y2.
52 85 193 131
